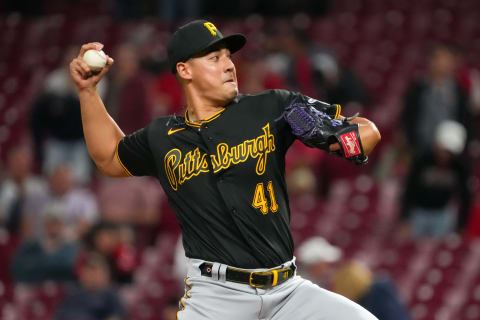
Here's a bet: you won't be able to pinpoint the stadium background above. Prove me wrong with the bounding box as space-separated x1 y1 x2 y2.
0 0 480 319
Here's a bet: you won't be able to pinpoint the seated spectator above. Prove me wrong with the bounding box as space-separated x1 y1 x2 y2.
11 209 79 283
0 145 47 239
56 253 126 320
29 47 108 185
402 120 471 237
82 222 137 285
296 236 342 287
332 261 411 320
29 164 98 242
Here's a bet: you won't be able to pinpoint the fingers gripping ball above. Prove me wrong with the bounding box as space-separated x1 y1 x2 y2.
82 49 107 74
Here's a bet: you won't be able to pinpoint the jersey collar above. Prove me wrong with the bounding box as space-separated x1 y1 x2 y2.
184 107 226 127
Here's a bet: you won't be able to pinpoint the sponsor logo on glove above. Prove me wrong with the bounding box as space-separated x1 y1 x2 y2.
339 131 361 157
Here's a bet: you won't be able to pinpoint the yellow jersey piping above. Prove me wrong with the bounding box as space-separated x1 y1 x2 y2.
116 140 133 177
177 277 192 319
184 108 225 127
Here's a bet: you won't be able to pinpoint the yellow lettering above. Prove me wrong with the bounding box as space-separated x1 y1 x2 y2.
193 148 201 170
164 149 182 191
262 123 276 152
164 123 277 190
217 143 230 167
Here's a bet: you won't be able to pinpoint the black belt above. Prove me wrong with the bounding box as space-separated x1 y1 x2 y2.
199 262 296 289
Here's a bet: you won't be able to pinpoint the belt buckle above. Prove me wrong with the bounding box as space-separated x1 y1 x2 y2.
249 271 271 288
248 267 291 289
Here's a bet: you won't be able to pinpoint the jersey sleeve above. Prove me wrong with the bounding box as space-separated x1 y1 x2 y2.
116 127 156 176
273 89 341 119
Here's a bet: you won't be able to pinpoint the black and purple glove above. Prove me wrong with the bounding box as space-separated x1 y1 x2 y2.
281 99 368 165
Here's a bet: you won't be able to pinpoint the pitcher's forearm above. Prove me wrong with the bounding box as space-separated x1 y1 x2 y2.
70 42 128 177
78 87 124 171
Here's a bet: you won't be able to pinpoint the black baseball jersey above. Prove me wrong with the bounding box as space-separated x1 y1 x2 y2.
117 89 340 269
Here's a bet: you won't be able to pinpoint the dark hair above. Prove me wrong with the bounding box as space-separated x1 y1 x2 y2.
83 221 118 249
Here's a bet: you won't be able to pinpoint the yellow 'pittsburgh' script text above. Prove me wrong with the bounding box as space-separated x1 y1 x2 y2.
164 123 275 190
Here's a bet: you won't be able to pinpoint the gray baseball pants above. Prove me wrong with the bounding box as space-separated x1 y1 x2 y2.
176 257 378 320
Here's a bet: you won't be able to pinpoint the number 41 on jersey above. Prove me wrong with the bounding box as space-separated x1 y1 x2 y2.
252 181 278 215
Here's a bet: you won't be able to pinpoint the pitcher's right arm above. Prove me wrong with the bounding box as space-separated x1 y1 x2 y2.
70 42 129 177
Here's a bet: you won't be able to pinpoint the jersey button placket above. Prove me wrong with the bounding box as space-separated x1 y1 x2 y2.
201 124 214 141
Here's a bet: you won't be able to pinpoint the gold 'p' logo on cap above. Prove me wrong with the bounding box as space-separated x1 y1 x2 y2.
204 22 217 36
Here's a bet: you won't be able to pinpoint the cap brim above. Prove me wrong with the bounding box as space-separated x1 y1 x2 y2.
195 33 247 57
216 34 247 54
172 34 247 73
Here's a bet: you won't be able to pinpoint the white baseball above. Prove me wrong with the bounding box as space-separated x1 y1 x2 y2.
82 49 107 73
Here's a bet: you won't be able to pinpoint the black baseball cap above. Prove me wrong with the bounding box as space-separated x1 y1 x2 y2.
167 20 247 74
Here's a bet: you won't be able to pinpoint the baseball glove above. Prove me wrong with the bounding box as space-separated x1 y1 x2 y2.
281 99 368 165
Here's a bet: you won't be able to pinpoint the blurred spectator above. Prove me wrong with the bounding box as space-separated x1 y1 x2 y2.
274 27 368 110
308 41 369 111
286 159 319 204
317 64 370 114
104 43 153 135
97 176 164 246
0 145 47 239
238 55 287 94
401 44 474 238
332 261 411 320
29 47 108 185
262 29 291 84
11 209 79 283
296 236 342 287
56 252 126 320
28 164 99 242
82 222 137 285
278 28 317 98
403 44 473 157
402 120 471 237
151 69 184 115
455 49 480 117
